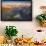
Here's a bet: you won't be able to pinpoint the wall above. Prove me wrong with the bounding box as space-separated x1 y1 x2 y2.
0 0 46 41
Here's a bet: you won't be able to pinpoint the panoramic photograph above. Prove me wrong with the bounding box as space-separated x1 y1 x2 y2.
1 0 32 21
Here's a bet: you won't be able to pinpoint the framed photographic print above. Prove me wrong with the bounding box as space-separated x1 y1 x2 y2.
1 0 32 21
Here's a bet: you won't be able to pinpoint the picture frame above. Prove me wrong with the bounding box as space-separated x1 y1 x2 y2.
1 0 32 21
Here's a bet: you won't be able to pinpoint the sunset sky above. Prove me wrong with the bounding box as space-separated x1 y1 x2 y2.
2 2 31 9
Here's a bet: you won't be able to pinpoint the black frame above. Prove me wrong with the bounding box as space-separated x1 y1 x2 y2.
1 0 32 21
